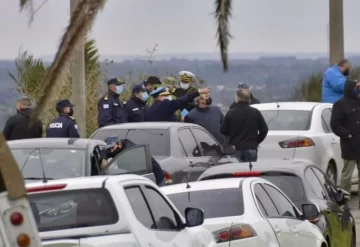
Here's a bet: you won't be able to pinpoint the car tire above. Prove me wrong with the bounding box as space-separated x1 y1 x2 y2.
326 162 337 186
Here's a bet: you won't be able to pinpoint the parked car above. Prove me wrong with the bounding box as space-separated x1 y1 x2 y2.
251 102 351 186
198 160 355 247
162 177 327 246
90 122 237 183
26 175 216 247
8 138 157 183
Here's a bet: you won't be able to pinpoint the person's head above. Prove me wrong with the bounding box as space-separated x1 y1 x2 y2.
337 59 352 76
237 82 250 91
56 99 75 116
107 78 125 95
104 136 124 157
150 86 172 101
132 84 149 102
144 76 161 94
195 93 212 108
178 71 195 90
235 89 251 104
16 96 31 112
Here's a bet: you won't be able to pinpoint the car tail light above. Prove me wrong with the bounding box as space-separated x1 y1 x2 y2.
232 171 262 177
10 212 23 226
213 224 256 243
17 233 31 247
279 137 315 148
163 171 173 184
26 184 67 193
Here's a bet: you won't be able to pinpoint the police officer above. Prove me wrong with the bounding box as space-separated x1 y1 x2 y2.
46 99 80 138
125 84 149 122
97 78 127 128
172 71 198 112
146 86 210 122
143 76 162 94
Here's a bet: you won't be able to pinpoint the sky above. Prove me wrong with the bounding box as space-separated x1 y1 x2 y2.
0 0 359 59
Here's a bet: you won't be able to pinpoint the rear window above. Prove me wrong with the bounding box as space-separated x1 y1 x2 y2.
260 110 311 130
167 188 244 219
260 175 304 202
91 129 170 156
28 188 119 232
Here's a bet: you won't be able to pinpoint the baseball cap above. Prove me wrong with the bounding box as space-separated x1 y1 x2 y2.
56 99 74 109
107 78 125 86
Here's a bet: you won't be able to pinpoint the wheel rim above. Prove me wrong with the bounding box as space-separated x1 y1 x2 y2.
326 166 336 186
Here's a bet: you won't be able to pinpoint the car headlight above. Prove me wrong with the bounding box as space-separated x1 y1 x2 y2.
40 201 76 217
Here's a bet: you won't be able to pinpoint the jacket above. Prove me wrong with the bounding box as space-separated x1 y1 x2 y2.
322 65 346 103
3 109 43 140
46 114 80 138
221 102 268 150
330 80 360 160
229 93 260 110
172 86 198 112
146 91 200 122
97 91 127 128
185 106 225 144
125 96 148 122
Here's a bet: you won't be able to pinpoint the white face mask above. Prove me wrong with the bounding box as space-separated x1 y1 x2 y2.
180 82 190 90
165 96 172 101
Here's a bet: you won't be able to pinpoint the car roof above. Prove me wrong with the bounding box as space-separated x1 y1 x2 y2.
161 177 246 194
8 138 105 149
97 122 200 130
251 102 332 111
201 160 311 178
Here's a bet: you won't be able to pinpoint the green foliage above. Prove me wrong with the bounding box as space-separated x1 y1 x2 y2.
292 73 323 102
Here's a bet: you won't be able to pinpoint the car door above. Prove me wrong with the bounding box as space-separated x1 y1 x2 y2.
104 145 155 183
311 166 352 247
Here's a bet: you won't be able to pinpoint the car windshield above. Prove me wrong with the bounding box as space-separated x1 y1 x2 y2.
260 110 311 130
28 188 119 232
11 148 86 180
91 129 170 156
167 188 244 219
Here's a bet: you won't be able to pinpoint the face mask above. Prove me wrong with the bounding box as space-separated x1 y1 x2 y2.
141 92 149 102
180 82 190 90
116 85 124 94
68 108 74 116
343 69 350 76
165 96 172 101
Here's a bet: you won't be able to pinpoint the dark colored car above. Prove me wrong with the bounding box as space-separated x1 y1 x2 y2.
198 160 355 247
90 122 237 184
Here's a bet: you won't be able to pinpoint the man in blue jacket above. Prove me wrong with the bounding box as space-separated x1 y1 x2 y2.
322 59 352 103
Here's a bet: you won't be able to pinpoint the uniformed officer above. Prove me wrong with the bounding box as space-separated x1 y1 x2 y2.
145 86 210 122
125 84 149 122
143 76 161 94
172 71 198 112
97 78 127 128
46 99 80 138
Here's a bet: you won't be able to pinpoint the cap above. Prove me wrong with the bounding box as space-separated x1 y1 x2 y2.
149 86 171 98
56 99 74 109
237 83 250 90
107 78 125 86
179 71 195 83
145 76 161 86
104 135 121 149
132 84 146 94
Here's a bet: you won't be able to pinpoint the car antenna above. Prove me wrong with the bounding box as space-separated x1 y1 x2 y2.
37 148 48 183
291 136 300 161
185 164 194 202
266 102 280 126
228 222 234 247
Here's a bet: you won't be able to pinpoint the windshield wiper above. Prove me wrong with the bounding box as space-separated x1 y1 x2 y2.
24 177 54 180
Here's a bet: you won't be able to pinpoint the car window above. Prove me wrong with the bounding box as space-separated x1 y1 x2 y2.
259 110 311 130
262 184 297 218
254 184 279 217
144 186 181 231
167 188 244 219
191 128 220 156
305 167 327 200
125 186 155 229
178 128 201 157
321 108 332 133
311 167 337 202
106 146 149 173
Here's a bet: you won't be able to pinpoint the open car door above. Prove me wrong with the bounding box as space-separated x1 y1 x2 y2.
103 144 156 183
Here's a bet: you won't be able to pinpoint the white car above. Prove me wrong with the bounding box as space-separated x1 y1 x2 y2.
162 178 327 247
252 102 353 186
26 175 216 247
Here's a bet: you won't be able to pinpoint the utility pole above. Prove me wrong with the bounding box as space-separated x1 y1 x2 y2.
329 0 344 65
70 0 86 137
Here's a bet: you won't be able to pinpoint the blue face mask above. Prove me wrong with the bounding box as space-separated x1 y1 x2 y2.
141 92 149 102
116 85 124 94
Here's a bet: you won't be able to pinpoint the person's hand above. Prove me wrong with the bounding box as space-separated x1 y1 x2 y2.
356 82 360 88
198 88 210 94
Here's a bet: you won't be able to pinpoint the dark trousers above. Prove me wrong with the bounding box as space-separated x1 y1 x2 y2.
234 149 258 162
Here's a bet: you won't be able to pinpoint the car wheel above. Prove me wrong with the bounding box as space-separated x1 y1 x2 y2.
326 162 337 186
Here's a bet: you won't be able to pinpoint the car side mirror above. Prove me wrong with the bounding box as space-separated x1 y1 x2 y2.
221 145 235 155
185 207 204 227
301 204 320 223
336 189 350 205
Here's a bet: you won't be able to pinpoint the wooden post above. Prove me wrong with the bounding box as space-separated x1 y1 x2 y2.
329 0 344 65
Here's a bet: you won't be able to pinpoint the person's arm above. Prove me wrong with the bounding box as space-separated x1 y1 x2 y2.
166 91 200 114
98 99 114 127
328 71 346 93
220 113 230 136
331 102 351 139
257 110 269 143
2 117 14 140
